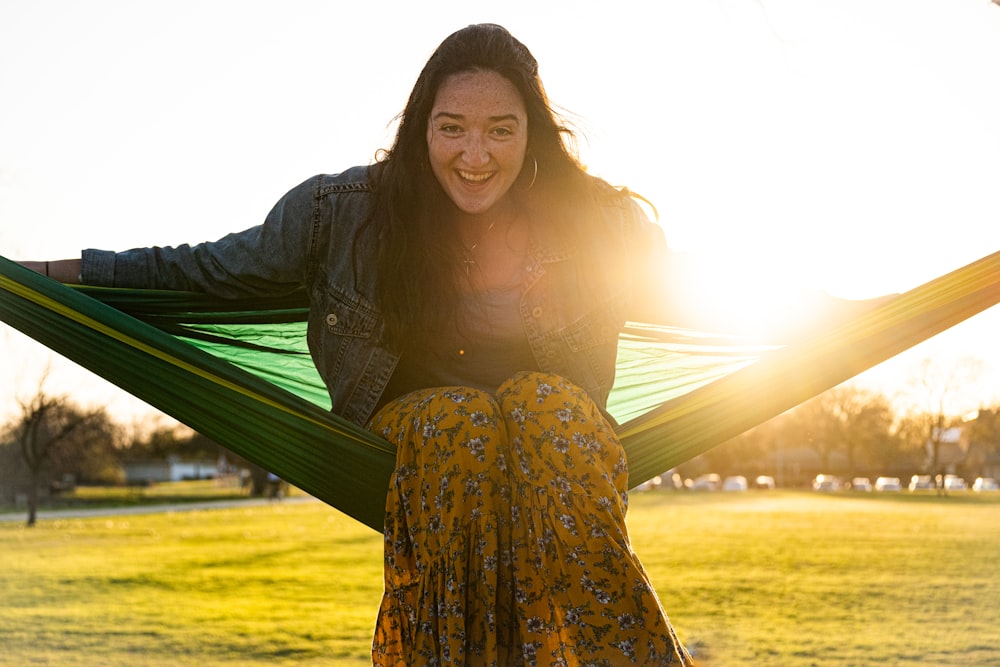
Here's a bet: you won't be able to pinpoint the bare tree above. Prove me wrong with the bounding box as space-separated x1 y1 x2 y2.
902 356 983 493
12 374 106 526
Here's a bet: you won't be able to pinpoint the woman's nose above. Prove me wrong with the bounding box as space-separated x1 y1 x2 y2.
462 135 489 166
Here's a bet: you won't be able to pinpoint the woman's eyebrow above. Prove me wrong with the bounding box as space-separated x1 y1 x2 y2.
432 112 522 124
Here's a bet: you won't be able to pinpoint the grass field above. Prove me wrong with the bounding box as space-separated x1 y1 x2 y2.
2 488 999 666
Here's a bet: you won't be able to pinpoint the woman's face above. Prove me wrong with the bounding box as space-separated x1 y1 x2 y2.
426 69 528 217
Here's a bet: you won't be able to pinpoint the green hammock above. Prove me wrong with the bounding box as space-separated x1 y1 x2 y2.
2 253 999 531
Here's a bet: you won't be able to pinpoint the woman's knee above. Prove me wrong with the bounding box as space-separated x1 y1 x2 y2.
494 372 624 486
495 371 595 412
371 386 496 431
371 386 511 470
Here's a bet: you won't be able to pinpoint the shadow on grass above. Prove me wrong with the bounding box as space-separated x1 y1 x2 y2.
0 479 307 516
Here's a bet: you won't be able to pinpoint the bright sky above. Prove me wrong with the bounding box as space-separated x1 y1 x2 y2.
2 0 1000 423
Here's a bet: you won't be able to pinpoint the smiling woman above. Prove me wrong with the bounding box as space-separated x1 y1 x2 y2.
11 22 699 666
5 2 1000 664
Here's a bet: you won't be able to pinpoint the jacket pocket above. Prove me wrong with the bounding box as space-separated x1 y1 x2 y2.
320 284 379 338
558 298 624 352
550 298 625 408
308 280 382 392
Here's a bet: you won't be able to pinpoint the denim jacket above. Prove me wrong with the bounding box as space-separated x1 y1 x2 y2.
82 166 672 427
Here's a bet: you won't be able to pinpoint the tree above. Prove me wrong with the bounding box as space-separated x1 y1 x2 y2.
829 387 897 474
863 414 922 476
783 388 853 474
122 423 230 461
12 388 106 526
902 356 983 491
678 380 905 486
736 383 899 482
690 417 783 480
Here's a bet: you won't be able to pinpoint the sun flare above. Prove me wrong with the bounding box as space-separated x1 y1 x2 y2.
669 248 834 341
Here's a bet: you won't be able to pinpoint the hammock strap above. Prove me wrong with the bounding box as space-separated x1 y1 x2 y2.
619 249 1000 484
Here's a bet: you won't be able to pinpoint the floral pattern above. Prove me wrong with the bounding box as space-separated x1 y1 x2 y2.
369 371 693 666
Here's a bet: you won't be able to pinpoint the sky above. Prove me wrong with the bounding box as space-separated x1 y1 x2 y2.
2 0 1000 424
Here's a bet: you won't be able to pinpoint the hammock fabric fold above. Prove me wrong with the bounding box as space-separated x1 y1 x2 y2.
2 253 999 530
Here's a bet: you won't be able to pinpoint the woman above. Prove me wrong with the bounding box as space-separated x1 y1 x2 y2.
29 24 693 665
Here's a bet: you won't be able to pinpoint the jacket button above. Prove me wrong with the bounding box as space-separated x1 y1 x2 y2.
325 313 339 327
531 306 543 318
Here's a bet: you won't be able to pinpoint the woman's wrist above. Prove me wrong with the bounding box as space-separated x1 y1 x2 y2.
23 259 82 284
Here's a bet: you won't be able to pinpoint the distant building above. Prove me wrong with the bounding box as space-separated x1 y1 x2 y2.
962 409 1000 480
926 417 1000 480
928 426 965 473
123 456 219 484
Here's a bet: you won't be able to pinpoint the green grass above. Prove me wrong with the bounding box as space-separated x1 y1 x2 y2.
1 499 383 666
2 489 999 665
629 491 1000 666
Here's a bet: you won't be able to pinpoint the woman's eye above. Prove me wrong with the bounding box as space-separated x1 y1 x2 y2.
440 124 462 135
492 127 513 137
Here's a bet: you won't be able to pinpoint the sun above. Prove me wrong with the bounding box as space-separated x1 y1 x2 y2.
670 247 834 341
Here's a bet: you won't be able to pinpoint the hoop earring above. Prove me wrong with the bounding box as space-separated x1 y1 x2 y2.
522 155 538 190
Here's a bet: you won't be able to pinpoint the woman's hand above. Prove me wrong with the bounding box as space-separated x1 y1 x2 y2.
20 259 82 284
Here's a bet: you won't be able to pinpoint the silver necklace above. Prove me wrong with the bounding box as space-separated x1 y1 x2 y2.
461 219 497 275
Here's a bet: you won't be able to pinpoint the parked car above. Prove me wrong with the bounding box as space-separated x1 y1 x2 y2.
943 475 967 491
690 473 721 491
723 475 748 492
850 477 873 492
812 474 841 492
661 472 685 491
635 475 662 492
875 476 902 492
909 475 935 491
753 475 776 490
973 477 999 492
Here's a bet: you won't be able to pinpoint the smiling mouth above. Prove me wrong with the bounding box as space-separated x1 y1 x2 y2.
458 170 494 184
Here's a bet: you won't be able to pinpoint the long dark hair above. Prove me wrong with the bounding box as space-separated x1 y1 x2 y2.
363 23 626 353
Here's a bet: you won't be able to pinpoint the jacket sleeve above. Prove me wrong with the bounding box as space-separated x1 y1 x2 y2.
81 176 319 297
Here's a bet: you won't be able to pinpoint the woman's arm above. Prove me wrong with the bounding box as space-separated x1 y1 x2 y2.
21 176 319 295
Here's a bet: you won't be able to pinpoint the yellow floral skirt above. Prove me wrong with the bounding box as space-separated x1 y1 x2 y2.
369 371 693 666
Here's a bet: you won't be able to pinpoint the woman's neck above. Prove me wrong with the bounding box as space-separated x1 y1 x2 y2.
455 202 531 292
454 199 521 244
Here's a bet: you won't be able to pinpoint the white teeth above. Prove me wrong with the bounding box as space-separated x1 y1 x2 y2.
459 171 492 183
